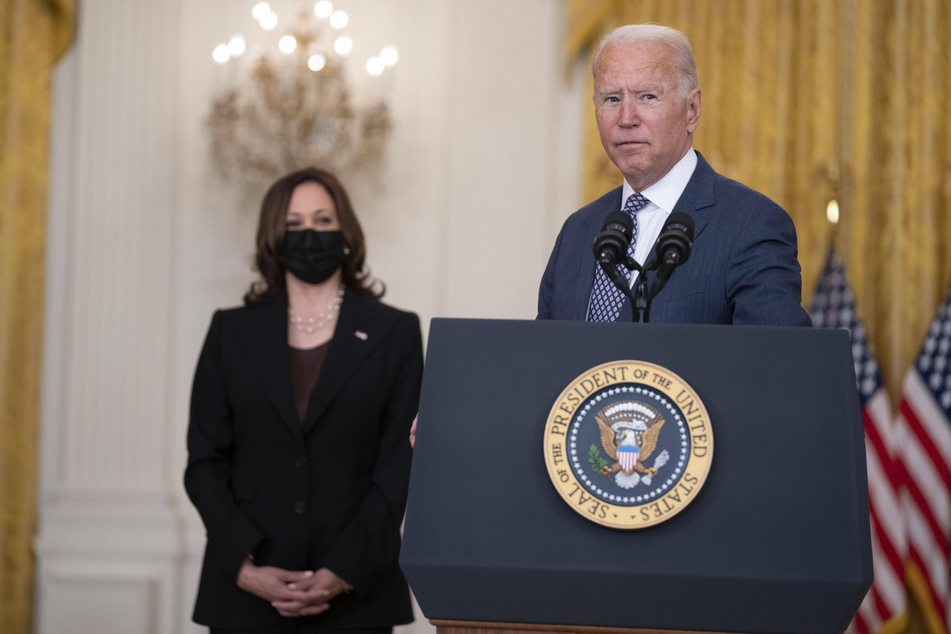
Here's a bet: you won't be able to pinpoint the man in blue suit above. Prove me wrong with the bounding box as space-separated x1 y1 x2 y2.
537 24 811 327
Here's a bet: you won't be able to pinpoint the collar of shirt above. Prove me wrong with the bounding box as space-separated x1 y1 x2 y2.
622 148 698 215
620 148 698 273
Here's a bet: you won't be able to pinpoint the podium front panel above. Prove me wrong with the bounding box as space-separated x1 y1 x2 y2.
401 319 871 634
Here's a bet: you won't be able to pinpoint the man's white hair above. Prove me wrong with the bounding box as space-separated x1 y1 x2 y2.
591 24 699 98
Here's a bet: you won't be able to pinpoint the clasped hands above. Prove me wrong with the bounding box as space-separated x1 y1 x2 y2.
237 557 349 617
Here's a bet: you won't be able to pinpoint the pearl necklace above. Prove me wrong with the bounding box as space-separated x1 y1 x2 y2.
288 288 344 333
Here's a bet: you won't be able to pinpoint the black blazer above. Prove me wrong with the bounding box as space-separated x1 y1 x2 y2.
184 289 423 630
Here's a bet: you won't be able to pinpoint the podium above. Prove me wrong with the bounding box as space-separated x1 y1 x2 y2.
400 319 872 634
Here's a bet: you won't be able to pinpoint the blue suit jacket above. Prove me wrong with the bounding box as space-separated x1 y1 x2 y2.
537 153 812 326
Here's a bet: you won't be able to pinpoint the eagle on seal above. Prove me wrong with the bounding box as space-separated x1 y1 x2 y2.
595 401 669 489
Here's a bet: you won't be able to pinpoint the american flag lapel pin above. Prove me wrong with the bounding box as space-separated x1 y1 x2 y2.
355 330 368 341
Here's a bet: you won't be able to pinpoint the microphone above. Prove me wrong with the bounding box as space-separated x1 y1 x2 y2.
654 212 694 282
592 211 634 266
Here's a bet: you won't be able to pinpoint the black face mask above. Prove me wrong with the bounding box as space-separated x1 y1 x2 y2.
280 229 347 285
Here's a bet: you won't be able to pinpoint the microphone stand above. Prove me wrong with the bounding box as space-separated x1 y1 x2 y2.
634 262 651 323
599 214 693 323
598 259 637 308
601 255 677 322
599 257 654 323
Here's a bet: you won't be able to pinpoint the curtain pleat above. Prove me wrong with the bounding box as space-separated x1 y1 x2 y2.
0 1 74 632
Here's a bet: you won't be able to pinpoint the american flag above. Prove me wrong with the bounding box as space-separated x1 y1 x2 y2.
810 248 906 634
896 282 951 634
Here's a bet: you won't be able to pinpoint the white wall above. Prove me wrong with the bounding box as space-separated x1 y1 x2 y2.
35 1 584 632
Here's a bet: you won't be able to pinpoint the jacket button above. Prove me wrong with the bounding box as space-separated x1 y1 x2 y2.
293 501 305 514
294 456 307 468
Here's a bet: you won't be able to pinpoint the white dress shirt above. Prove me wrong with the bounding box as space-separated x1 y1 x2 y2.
621 148 697 285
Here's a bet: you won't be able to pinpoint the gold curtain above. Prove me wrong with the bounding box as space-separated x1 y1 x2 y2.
570 2 951 632
0 0 74 632
569 0 951 405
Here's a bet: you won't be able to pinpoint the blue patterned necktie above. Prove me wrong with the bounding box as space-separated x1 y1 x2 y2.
589 193 649 322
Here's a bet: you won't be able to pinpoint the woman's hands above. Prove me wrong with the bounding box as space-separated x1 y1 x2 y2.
410 414 418 448
272 568 349 616
237 558 349 617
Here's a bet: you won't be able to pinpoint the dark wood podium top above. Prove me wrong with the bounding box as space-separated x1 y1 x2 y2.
432 619 740 634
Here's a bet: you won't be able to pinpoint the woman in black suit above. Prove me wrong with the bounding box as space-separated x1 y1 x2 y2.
185 167 422 633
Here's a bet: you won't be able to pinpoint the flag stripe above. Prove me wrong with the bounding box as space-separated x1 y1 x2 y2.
901 399 951 495
850 603 872 634
865 437 904 545
868 496 905 607
903 370 951 468
867 392 903 488
851 607 870 634
902 461 950 558
901 419 951 545
871 585 891 624
906 510 949 600
900 407 951 535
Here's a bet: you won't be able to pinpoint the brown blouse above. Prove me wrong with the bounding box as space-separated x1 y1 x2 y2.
288 341 330 423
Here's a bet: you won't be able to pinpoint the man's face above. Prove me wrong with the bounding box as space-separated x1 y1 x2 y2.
594 40 701 192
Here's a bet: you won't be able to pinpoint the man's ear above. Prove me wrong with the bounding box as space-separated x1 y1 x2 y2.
686 88 701 133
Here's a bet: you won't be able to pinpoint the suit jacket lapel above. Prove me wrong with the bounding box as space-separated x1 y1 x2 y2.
673 151 715 238
235 291 304 441
301 291 394 434
642 151 716 274
572 187 622 320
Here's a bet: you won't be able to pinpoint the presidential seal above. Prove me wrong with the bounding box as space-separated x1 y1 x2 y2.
544 361 713 529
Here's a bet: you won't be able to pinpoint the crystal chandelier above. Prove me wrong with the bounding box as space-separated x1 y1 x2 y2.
207 1 397 192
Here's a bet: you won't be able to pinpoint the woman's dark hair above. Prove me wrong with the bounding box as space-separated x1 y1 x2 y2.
244 167 384 305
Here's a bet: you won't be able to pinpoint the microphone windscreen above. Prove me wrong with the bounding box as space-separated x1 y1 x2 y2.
665 212 694 240
603 210 634 240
